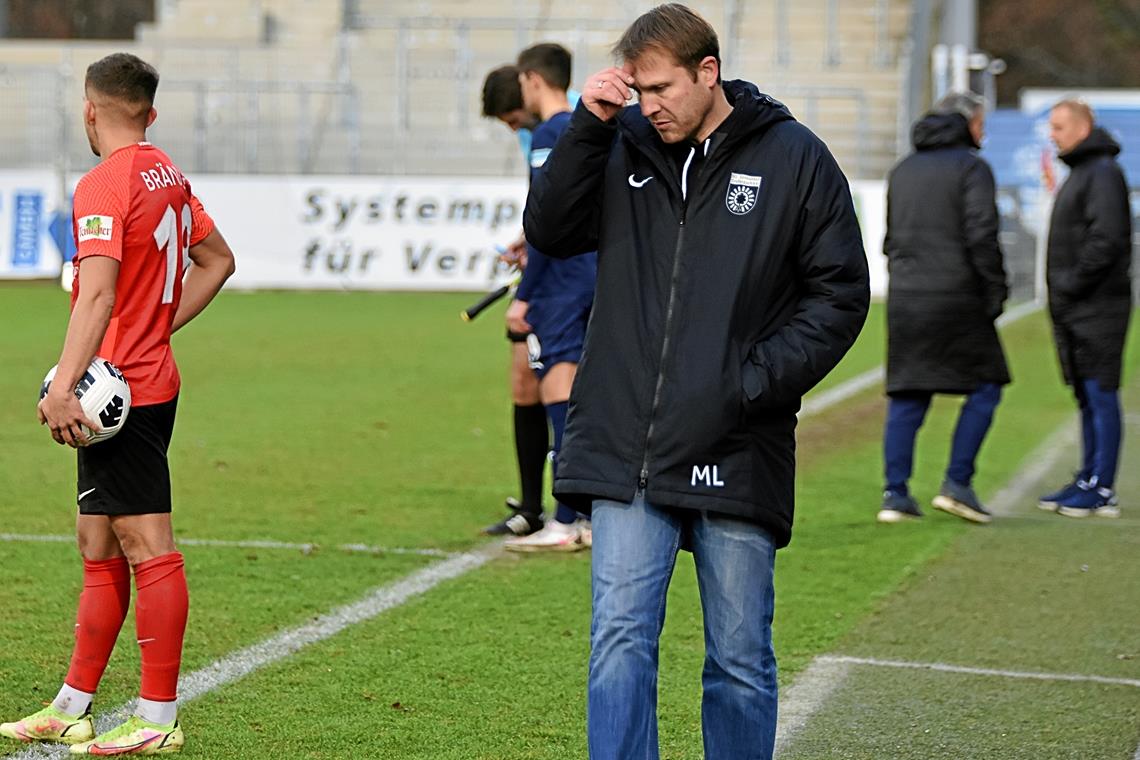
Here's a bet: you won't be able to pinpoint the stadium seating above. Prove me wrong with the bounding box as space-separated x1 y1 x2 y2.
0 0 914 179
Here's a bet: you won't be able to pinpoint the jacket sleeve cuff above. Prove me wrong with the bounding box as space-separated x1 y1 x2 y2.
570 99 620 139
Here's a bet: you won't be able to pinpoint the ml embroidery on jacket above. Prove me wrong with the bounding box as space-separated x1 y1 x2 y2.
691 465 726 488
725 172 762 215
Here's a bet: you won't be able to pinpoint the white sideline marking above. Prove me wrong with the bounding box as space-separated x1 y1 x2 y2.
10 543 501 760
987 422 1077 517
799 300 1041 419
0 532 454 558
817 655 1140 688
775 402 1073 757
799 366 883 418
994 298 1046 328
772 657 853 756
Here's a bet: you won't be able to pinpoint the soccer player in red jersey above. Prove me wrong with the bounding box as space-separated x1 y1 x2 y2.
0 53 234 755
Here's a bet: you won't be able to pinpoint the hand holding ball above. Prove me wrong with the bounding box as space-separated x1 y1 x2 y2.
40 357 132 444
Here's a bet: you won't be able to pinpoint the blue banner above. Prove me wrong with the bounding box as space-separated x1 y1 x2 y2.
11 190 43 268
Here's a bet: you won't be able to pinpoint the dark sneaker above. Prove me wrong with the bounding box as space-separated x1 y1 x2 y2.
932 479 992 524
877 491 923 523
1056 483 1120 519
1038 479 1085 511
482 498 544 536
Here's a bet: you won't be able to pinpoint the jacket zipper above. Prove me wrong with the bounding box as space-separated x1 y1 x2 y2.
639 146 696 492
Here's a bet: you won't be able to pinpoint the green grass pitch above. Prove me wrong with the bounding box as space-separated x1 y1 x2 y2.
0 282 1135 758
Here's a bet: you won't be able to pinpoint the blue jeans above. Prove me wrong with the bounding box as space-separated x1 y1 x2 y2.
588 496 778 760
1075 378 1122 488
883 383 1002 494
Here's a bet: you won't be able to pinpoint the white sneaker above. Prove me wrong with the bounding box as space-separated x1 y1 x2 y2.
575 519 592 549
504 520 585 553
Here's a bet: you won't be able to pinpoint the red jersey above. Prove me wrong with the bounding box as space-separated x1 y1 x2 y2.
71 142 215 406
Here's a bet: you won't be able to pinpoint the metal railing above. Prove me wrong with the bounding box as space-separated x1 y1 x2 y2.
781 86 872 177
368 14 670 136
0 64 71 172
771 0 895 70
161 79 360 174
0 3 900 178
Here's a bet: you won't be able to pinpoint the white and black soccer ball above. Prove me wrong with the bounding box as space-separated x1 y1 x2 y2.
40 357 132 444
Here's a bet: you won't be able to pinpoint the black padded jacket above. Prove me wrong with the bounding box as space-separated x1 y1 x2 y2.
883 112 1010 394
523 81 869 548
1047 127 1133 389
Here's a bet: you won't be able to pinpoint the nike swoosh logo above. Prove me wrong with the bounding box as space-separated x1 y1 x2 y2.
78 488 96 501
93 735 162 752
628 174 654 188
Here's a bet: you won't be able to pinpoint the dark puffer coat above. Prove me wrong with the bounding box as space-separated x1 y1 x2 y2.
884 112 1010 395
1047 127 1133 389
523 82 869 548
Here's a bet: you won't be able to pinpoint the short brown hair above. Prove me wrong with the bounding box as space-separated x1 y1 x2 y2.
613 4 721 84
1053 98 1095 126
85 53 159 107
481 65 523 118
517 43 572 91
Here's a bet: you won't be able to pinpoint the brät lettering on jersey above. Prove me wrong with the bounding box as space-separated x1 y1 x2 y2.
139 161 187 192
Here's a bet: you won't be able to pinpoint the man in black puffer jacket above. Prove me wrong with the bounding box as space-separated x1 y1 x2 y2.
1039 99 1132 518
523 5 868 758
877 92 1010 526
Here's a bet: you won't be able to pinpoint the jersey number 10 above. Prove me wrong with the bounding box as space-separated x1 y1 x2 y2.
153 203 192 305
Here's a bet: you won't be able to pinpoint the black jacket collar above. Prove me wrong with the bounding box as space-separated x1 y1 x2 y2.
614 79 795 156
1060 126 1121 167
911 112 978 151
610 80 795 197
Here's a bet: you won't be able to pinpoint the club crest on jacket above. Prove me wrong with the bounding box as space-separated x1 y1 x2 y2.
725 173 762 215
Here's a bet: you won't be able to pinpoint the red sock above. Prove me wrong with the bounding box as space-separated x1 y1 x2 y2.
65 556 131 693
133 552 189 703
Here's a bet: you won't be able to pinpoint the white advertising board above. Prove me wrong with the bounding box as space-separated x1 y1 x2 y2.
190 174 889 296
850 180 888 298
190 175 526 291
0 171 67 279
6 171 889 298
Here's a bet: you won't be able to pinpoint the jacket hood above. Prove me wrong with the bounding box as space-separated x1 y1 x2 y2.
1060 126 1121 167
616 79 795 150
911 112 977 151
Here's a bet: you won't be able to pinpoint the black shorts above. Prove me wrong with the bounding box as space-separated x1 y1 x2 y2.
77 396 178 516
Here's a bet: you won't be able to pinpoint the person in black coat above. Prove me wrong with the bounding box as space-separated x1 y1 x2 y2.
878 92 1011 525
1039 100 1132 518
524 6 868 758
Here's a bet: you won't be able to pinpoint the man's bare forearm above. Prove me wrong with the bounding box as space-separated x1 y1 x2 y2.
51 258 118 393
172 228 236 333
172 260 233 333
53 293 115 392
